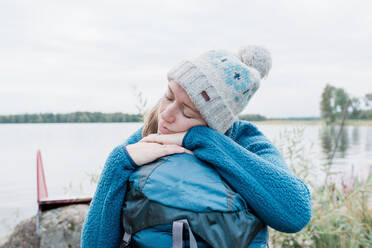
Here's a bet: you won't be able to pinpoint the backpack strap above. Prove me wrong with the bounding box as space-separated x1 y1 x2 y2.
172 219 198 248
119 232 132 248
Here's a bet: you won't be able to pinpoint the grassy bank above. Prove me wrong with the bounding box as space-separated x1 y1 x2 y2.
269 127 372 247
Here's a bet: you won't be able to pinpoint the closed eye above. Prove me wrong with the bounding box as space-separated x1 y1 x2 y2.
164 94 193 118
164 94 173 101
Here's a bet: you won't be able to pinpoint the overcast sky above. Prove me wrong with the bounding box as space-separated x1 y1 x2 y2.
1 0 371 118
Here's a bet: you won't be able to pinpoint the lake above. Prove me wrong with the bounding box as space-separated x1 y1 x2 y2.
0 122 371 240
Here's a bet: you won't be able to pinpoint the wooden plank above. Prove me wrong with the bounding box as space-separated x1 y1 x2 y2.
39 198 92 211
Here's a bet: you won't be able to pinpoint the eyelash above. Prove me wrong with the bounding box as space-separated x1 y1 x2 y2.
165 94 173 101
164 94 192 119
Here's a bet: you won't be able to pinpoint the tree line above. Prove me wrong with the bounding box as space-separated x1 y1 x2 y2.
0 112 143 123
320 84 372 124
0 112 269 124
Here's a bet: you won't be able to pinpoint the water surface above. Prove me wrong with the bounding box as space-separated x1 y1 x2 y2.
0 122 371 240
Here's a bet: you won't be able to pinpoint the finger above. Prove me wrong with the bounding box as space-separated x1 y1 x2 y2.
183 149 194 155
141 133 158 139
160 144 185 155
142 133 181 146
141 135 163 144
140 134 154 142
141 139 163 144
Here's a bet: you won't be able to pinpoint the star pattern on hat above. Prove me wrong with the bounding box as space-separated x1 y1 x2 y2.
223 64 250 92
205 51 256 104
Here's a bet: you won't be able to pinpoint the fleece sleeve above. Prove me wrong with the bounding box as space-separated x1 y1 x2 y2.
81 126 143 248
182 121 312 233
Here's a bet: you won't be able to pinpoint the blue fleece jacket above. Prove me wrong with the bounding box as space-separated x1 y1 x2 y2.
81 121 312 248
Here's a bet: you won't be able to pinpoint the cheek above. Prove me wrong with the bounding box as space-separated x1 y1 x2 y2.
158 99 169 115
182 118 205 131
158 101 165 113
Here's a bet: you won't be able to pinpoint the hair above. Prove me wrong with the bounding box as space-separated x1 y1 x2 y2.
142 100 161 137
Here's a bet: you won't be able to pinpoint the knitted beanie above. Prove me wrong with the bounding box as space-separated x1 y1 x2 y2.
167 45 272 134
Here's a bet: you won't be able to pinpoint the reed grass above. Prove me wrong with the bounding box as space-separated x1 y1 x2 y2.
270 127 372 247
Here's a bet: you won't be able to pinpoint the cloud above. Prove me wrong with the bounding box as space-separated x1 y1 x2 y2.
1 0 371 117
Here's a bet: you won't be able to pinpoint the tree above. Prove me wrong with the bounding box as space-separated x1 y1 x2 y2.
320 84 350 124
364 93 372 107
349 97 361 119
239 114 267 121
334 88 349 114
320 84 336 124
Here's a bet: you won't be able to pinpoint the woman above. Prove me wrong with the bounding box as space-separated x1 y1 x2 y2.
81 46 312 248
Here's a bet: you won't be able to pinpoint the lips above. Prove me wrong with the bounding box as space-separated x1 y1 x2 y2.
159 123 172 134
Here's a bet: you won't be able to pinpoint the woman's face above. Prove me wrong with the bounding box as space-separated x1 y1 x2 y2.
157 79 207 134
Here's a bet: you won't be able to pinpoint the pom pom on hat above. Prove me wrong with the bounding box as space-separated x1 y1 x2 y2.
237 45 272 79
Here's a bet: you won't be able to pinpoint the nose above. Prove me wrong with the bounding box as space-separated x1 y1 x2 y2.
161 102 177 123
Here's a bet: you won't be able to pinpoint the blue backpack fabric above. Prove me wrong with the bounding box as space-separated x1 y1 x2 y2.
121 152 264 248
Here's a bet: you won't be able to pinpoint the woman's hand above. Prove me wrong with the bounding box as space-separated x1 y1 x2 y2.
126 132 193 166
141 132 187 146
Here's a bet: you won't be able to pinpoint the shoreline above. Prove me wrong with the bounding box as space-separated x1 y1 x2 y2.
251 120 372 126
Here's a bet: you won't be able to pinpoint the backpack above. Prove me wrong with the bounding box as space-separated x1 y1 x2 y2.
121 152 263 248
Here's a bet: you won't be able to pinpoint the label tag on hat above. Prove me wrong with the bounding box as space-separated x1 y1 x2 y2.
201 91 210 102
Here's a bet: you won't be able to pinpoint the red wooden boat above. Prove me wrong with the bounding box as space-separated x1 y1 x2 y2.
36 150 92 235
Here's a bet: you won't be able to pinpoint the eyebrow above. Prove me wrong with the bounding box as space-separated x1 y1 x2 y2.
168 85 199 113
